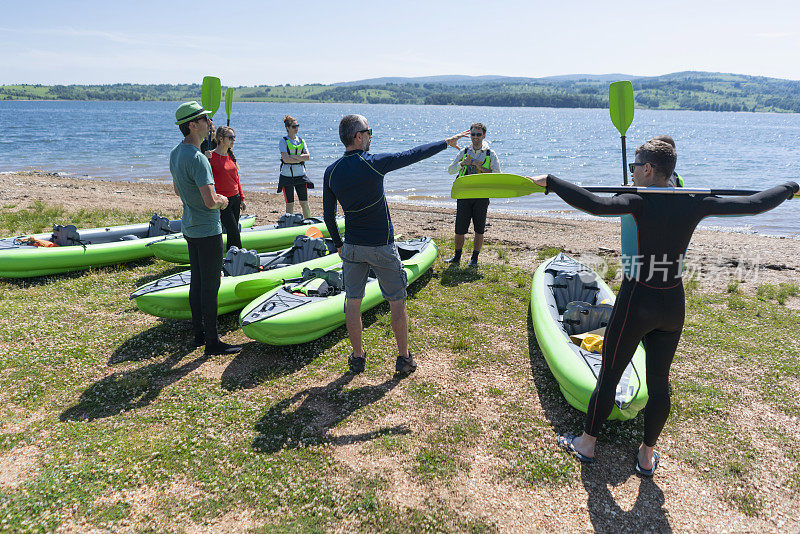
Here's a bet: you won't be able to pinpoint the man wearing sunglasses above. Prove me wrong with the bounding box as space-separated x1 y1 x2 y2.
650 135 684 187
446 122 501 268
323 114 468 377
171 102 241 357
528 140 797 476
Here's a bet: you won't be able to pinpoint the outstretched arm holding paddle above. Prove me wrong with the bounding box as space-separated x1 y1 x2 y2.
530 140 799 475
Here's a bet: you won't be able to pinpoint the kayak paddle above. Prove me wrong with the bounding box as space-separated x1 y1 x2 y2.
451 173 545 199
609 81 635 186
234 278 283 300
224 87 234 126
201 76 222 146
450 173 799 199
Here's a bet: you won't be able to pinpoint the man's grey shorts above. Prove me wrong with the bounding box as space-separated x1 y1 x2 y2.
341 242 408 301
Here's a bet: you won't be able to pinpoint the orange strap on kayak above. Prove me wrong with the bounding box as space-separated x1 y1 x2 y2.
22 236 58 247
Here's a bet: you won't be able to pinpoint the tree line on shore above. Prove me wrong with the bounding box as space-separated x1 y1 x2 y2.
2 72 799 113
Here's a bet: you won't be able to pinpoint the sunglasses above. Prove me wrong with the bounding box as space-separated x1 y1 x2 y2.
224 135 235 140
289 124 299 128
470 132 484 137
628 162 649 173
357 128 373 136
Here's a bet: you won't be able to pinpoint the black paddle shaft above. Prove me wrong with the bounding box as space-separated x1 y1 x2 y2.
584 186 765 196
621 135 628 186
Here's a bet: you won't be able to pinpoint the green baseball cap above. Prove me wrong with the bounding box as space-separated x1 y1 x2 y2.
175 101 213 125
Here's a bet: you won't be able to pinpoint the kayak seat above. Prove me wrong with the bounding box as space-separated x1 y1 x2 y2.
51 224 81 247
277 213 306 228
290 235 332 264
287 267 344 297
562 301 614 336
223 246 261 276
396 238 427 261
550 271 600 314
147 213 173 237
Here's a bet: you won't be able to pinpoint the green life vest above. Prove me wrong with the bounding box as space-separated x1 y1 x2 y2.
281 136 306 176
675 172 684 187
457 148 492 178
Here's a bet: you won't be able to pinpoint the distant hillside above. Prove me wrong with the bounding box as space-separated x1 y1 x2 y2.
2 72 800 113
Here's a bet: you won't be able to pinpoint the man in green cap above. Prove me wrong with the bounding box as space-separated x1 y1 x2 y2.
171 101 241 356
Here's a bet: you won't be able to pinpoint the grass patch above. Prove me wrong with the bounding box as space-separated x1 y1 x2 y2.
756 282 800 304
536 246 563 260
1 203 798 529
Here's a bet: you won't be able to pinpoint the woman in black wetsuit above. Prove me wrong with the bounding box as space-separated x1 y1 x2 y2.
530 140 798 476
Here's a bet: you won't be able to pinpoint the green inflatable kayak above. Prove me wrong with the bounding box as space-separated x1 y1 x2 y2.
531 253 648 420
131 236 340 319
239 237 437 345
0 213 255 278
147 214 344 264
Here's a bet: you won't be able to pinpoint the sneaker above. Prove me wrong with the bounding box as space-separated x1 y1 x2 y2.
204 341 242 356
348 351 366 373
395 353 418 375
467 259 478 269
444 255 460 265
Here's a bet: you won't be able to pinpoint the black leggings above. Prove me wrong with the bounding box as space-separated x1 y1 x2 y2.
186 233 223 345
219 194 242 250
584 278 685 446
282 184 308 204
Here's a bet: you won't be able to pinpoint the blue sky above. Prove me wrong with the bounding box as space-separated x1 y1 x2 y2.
1 0 798 85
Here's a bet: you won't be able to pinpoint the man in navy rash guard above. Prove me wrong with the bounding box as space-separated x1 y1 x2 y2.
530 140 798 476
323 114 467 376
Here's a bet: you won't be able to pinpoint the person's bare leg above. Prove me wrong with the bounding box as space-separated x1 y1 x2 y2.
389 299 408 357
571 432 596 458
454 234 465 250
638 442 655 470
299 200 311 219
345 298 364 357
473 232 484 252
285 202 294 214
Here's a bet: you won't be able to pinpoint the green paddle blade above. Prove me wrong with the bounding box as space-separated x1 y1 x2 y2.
201 76 222 117
609 81 634 136
234 279 280 300
225 87 234 120
451 173 545 199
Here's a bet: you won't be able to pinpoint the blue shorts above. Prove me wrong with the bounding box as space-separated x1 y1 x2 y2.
341 242 408 301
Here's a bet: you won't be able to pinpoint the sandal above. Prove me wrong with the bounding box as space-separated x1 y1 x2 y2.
557 434 595 464
635 450 660 477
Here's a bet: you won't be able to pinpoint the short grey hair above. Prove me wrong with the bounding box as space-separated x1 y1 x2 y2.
339 114 367 146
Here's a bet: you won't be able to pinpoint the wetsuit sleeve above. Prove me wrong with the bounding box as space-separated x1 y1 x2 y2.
699 182 798 217
322 167 343 248
371 141 448 175
546 175 642 216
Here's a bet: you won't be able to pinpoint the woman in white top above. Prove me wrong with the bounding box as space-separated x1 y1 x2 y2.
278 115 313 218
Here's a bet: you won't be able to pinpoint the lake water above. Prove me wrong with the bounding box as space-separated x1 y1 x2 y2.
1 100 798 236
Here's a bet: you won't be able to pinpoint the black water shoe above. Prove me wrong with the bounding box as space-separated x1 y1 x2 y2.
395 353 418 375
204 341 242 356
348 351 366 374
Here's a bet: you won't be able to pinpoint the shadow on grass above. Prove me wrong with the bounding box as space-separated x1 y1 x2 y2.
527 307 670 531
221 268 436 391
581 463 671 533
439 263 483 287
60 315 239 422
252 371 408 454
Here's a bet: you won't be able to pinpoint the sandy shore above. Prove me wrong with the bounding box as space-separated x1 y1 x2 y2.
4 170 799 292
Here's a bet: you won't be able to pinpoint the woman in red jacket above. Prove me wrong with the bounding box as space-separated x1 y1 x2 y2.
209 126 245 250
